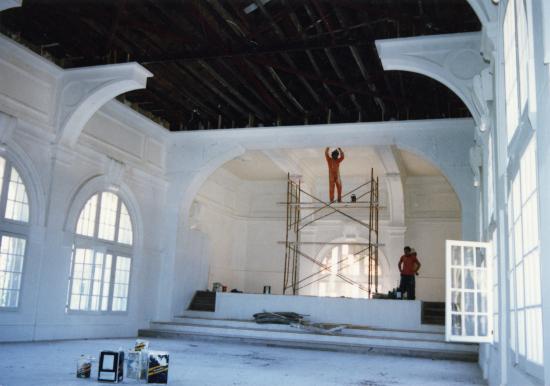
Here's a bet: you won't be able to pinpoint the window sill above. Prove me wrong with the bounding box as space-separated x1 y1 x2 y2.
65 309 129 317
0 306 19 312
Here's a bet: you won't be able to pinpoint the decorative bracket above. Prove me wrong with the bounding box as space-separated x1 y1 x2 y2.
55 63 152 147
376 32 489 124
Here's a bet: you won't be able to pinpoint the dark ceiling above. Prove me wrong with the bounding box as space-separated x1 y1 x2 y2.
0 0 480 131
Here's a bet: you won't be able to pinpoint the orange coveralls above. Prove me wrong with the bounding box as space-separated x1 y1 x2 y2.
325 148 345 202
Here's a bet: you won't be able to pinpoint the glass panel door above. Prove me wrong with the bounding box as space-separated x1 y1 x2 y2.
446 240 493 343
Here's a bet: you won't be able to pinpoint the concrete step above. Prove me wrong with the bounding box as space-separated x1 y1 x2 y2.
169 316 447 342
179 309 446 333
139 317 478 362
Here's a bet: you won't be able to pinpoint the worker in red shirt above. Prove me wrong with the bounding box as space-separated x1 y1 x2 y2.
398 246 421 300
325 147 345 202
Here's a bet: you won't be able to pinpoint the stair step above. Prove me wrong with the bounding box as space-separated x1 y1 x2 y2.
188 291 216 312
168 317 447 342
140 317 478 362
421 302 446 325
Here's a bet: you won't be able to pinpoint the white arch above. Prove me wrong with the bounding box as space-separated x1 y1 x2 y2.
157 118 477 318
172 144 246 221
64 174 144 250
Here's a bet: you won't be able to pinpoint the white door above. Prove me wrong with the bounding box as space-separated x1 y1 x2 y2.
445 240 493 343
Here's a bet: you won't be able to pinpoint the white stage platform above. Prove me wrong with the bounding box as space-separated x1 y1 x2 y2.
182 293 431 332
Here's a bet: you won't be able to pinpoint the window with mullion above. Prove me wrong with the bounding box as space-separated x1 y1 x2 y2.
0 156 30 309
507 138 543 376
68 192 134 313
504 0 530 145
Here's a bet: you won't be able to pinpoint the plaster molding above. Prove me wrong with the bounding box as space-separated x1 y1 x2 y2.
0 0 21 12
375 146 405 226
55 63 152 147
103 156 126 188
262 149 316 192
384 226 408 237
1 136 47 227
98 100 170 144
375 32 489 124
0 110 17 145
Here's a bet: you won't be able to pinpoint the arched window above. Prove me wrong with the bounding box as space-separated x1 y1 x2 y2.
0 156 30 308
317 244 381 299
67 191 133 313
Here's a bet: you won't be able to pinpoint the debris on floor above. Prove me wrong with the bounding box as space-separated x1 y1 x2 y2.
253 311 348 335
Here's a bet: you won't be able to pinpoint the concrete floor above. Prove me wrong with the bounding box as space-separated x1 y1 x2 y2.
0 337 486 386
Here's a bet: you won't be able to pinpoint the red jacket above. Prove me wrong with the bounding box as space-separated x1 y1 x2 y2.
399 254 419 276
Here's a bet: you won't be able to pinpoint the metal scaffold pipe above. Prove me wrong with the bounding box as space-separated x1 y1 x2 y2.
281 168 381 297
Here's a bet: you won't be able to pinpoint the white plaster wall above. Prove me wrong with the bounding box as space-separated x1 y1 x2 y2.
0 36 170 341
191 170 286 298
0 119 168 342
404 176 461 302
0 35 59 130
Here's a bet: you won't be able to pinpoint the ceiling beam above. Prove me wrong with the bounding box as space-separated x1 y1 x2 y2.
219 58 281 116
136 34 370 65
333 6 386 119
197 60 269 122
244 59 298 118
308 1 361 112
253 0 322 108
183 65 250 121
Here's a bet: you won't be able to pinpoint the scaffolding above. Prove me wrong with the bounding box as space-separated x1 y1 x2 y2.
282 169 380 298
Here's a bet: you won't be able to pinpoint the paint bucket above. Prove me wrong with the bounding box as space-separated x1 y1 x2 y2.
76 355 92 378
263 285 271 294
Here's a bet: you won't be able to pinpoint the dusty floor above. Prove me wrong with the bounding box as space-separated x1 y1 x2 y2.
0 337 485 386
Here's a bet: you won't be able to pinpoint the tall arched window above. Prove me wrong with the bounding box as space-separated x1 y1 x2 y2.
67 191 133 313
0 156 30 308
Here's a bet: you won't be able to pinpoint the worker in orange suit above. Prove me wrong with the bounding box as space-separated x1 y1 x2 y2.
325 147 345 202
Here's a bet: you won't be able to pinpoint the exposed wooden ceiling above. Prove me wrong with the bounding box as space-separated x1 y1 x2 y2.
0 0 480 131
